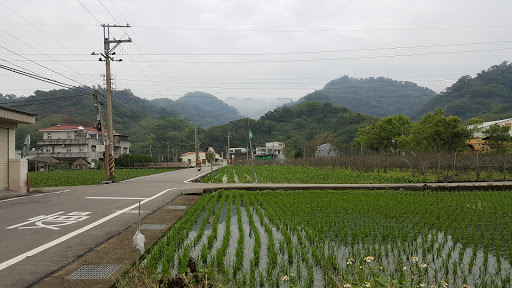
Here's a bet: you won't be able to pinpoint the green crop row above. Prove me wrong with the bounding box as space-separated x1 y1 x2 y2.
29 168 175 187
202 165 435 184
127 189 512 287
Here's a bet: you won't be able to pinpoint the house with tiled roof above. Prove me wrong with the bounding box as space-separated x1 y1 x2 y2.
37 124 130 167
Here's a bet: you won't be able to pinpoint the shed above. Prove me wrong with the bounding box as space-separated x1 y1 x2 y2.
0 106 36 192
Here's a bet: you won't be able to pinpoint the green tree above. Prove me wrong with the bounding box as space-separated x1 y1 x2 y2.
484 123 511 152
401 109 469 152
354 115 411 153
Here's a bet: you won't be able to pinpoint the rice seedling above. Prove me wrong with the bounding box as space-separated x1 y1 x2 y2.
130 189 512 287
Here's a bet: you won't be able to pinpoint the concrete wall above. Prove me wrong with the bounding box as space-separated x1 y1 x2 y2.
9 159 27 193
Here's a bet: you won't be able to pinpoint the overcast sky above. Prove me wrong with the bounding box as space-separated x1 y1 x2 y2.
1 0 512 111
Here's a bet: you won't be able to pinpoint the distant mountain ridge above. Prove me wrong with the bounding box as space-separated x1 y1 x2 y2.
416 61 512 121
151 91 243 128
294 76 436 118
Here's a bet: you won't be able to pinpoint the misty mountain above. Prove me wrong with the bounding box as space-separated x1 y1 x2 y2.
416 61 512 121
222 97 294 119
151 91 243 128
294 76 436 118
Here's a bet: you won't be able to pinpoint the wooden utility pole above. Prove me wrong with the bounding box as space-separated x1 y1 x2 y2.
227 132 231 165
248 118 258 183
195 124 199 165
92 90 109 181
95 24 131 177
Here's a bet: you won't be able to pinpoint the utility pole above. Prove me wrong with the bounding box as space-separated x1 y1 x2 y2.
227 132 231 165
195 124 199 165
248 118 258 183
93 24 131 178
92 90 109 181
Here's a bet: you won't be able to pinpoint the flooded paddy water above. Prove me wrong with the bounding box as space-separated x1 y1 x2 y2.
142 189 512 287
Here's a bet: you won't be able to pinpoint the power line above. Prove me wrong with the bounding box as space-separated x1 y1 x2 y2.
76 0 102 25
133 24 512 33
0 1 99 85
8 46 510 64
121 47 512 64
2 39 510 57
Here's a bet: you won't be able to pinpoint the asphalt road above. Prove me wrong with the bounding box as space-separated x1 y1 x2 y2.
0 168 207 288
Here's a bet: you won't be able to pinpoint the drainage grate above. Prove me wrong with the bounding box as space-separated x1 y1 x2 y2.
67 264 121 280
140 224 166 230
168 205 187 209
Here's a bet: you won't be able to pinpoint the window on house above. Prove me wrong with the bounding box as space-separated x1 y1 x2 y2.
66 132 72 139
123 147 128 154
66 146 71 152
91 145 96 152
45 146 51 153
79 146 85 152
268 149 273 154
47 132 52 139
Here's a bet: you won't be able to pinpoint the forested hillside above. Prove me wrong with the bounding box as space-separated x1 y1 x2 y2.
416 61 512 121
151 91 243 128
295 76 436 117
202 101 377 158
0 88 179 150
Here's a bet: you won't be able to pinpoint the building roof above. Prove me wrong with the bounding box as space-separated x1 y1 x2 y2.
54 157 91 164
468 118 512 138
30 155 60 163
40 124 97 132
0 105 37 116
40 123 121 135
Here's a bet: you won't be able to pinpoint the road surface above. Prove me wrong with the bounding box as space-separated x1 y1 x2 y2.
0 168 206 288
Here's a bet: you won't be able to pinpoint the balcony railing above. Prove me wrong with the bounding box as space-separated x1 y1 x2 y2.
39 152 90 158
37 138 90 145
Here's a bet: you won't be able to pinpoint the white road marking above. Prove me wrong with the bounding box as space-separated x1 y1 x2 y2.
7 212 91 230
0 188 178 271
184 167 220 183
85 197 147 200
0 190 70 203
119 173 162 183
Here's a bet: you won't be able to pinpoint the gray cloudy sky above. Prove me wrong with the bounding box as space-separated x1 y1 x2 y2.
1 0 512 110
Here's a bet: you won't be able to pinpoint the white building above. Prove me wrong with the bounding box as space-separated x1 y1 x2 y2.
181 152 223 167
255 142 285 158
38 124 130 167
468 118 512 139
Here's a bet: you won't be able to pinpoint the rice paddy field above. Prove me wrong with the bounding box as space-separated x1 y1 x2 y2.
129 189 512 288
201 166 436 184
29 168 175 187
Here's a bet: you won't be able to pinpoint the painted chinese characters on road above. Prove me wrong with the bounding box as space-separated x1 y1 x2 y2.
6 212 91 230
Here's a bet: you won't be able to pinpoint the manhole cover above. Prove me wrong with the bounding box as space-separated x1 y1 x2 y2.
140 224 166 230
168 205 187 209
67 264 121 280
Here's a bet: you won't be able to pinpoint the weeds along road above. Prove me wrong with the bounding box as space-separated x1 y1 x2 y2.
0 168 208 288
